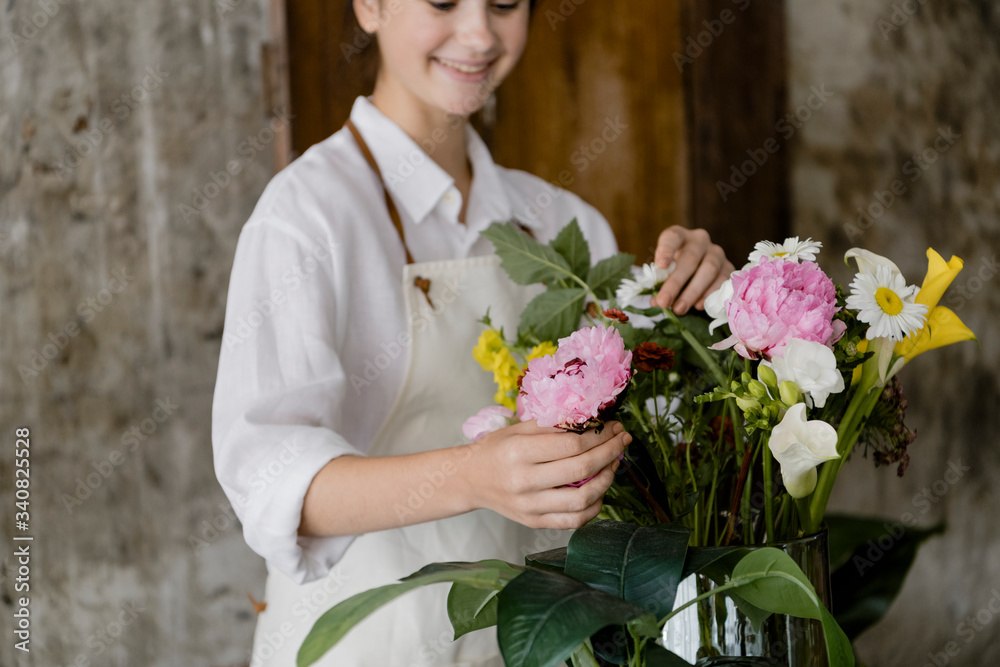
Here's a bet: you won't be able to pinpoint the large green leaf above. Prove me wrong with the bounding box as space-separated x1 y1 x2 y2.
448 584 499 639
297 561 517 667
695 548 771 630
517 288 587 343
525 547 567 573
564 520 692 619
481 221 576 286
729 549 854 667
826 514 944 639
550 218 591 279
497 568 657 667
588 253 637 299
644 642 696 667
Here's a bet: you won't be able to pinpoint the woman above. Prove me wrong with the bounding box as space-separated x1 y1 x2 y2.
212 1 733 664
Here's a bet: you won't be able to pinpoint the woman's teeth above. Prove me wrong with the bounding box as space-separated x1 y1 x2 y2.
436 58 490 73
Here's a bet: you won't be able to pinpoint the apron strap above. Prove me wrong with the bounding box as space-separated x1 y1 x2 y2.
344 118 537 269
345 119 416 265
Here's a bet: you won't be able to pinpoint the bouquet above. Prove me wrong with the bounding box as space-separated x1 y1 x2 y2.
298 220 976 667
464 223 977 547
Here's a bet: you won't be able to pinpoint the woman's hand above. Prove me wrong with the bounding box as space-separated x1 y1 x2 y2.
650 226 735 315
462 420 631 531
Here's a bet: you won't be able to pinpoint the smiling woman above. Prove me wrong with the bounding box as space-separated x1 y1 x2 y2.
214 1 748 665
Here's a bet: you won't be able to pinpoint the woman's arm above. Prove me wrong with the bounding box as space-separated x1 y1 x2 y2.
299 421 632 537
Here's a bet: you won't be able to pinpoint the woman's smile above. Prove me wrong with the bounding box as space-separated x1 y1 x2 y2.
431 55 498 83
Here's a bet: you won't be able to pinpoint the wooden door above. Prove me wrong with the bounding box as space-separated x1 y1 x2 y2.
262 0 789 261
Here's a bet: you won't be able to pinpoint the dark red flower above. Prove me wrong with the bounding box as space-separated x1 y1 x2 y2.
633 342 675 373
603 308 629 323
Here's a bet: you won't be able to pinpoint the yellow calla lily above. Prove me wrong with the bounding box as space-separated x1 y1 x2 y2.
895 248 977 362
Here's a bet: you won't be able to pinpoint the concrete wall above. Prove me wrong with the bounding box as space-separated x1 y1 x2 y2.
787 1 1000 664
1 0 997 665
1 0 271 664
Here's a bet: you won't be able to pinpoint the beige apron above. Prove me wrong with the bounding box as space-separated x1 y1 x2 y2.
248 124 564 666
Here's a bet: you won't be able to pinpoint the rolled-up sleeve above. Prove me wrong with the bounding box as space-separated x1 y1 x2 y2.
212 218 361 584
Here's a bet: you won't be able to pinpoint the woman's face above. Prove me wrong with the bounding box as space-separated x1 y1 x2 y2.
357 0 531 118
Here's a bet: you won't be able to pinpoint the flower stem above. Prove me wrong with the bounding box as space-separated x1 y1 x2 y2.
569 639 601 667
763 440 775 543
662 308 729 387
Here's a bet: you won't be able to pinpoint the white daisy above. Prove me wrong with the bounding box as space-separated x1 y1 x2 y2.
748 237 823 265
615 262 675 307
846 266 928 341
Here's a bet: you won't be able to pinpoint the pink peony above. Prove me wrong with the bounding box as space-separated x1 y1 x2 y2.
462 405 515 442
518 326 632 430
711 258 839 360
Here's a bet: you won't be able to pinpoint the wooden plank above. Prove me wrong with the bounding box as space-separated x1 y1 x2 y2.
277 0 788 261
491 1 689 262
682 0 790 260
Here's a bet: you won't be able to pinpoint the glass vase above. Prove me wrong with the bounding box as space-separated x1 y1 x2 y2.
660 529 831 666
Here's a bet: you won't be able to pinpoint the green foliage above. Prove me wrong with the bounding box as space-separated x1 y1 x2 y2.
826 514 945 639
297 561 519 667
497 568 657 667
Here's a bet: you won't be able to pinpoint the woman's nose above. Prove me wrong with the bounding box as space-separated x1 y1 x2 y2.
454 4 499 54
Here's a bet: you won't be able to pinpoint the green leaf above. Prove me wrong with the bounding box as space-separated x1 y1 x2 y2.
298 561 517 667
448 584 499 639
644 642 696 667
681 546 744 580
694 548 772 630
564 520 692 619
481 221 576 286
826 514 944 639
497 568 656 667
525 547 567 573
696 658 784 666
517 288 587 343
550 218 591 279
729 549 854 667
588 253 636 299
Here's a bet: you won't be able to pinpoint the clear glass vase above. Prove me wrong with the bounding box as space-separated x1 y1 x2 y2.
660 529 831 666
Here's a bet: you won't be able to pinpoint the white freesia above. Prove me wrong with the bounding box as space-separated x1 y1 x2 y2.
704 279 733 334
748 237 823 265
763 338 845 409
615 262 676 307
768 403 840 498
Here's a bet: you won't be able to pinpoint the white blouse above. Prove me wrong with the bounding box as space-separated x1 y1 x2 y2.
211 96 620 584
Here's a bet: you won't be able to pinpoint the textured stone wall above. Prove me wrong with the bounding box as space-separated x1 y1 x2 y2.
2 0 998 664
1 0 271 664
787 1 1000 664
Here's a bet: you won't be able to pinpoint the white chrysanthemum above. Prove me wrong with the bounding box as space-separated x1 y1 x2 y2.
748 237 823 265
846 266 928 341
615 262 675 306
